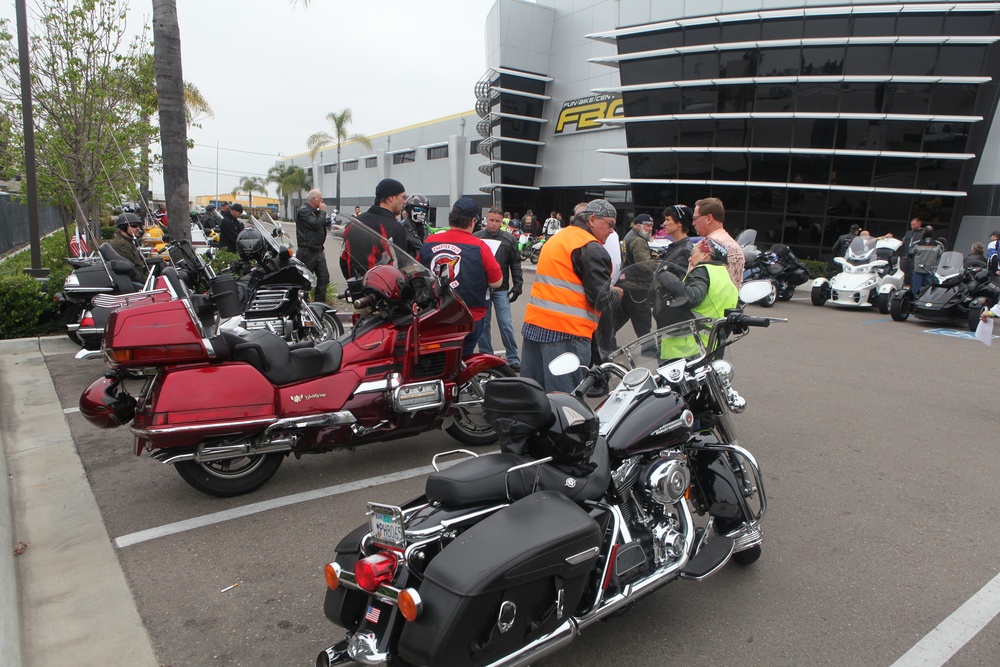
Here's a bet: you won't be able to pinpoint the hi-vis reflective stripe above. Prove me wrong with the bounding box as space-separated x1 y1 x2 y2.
527 296 600 323
534 273 586 294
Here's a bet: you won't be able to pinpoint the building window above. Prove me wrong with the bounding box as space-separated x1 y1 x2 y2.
392 150 415 165
365 156 377 168
323 163 337 174
470 139 481 154
343 161 358 171
427 145 448 160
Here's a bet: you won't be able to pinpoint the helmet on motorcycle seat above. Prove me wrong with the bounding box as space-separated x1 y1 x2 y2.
79 375 136 428
362 264 410 304
115 212 141 229
406 194 430 225
530 393 599 465
236 228 267 263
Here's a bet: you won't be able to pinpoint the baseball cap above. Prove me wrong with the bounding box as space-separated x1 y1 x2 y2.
633 214 654 226
230 203 244 214
452 197 480 220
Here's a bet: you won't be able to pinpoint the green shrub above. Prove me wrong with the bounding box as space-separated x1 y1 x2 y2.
0 230 73 337
0 273 48 339
101 225 115 239
800 258 828 280
209 248 240 275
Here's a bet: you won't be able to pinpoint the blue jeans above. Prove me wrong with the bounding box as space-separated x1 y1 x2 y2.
911 271 933 296
463 318 485 357
520 336 590 394
477 289 520 365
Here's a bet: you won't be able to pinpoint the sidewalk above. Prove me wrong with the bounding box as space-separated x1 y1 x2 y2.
0 336 157 667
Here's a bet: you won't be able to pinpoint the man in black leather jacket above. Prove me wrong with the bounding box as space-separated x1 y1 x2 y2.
342 178 408 279
219 203 244 253
475 207 524 371
296 188 331 302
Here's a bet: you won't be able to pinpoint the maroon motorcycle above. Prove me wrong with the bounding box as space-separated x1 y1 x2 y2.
79 216 512 496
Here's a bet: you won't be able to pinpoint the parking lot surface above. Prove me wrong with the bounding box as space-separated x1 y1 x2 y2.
34 284 1000 666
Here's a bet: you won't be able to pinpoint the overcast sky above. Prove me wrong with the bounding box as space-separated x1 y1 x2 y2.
5 0 499 200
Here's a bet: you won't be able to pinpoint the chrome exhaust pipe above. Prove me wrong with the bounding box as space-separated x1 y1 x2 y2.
481 620 579 667
315 640 350 667
152 438 295 465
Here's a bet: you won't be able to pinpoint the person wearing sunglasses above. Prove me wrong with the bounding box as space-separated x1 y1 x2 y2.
109 212 149 281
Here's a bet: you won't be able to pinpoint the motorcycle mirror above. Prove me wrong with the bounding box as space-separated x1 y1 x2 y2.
739 280 773 304
548 352 582 377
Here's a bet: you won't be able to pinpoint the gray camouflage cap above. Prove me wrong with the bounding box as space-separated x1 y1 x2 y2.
581 199 617 219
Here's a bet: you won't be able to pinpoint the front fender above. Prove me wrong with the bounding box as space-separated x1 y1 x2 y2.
811 277 830 289
308 301 335 317
878 283 897 295
455 353 508 385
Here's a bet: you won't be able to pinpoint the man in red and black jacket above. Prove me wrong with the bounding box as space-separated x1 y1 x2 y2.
418 198 503 356
341 178 408 279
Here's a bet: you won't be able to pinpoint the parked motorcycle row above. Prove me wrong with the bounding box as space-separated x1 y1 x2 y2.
72 209 986 665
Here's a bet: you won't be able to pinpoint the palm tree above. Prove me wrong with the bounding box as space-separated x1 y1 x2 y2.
267 164 311 219
152 0 189 242
307 108 373 212
233 175 268 211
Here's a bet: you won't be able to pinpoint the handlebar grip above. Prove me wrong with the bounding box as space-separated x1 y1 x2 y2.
739 315 772 327
354 294 375 310
574 372 598 399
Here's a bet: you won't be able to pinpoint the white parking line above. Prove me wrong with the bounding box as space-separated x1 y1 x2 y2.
890 570 1000 667
114 463 442 548
63 407 79 414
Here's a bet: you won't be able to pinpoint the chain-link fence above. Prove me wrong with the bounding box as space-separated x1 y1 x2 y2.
0 198 64 257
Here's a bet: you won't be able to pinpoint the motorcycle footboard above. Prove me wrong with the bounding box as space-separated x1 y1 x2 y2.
397 491 601 667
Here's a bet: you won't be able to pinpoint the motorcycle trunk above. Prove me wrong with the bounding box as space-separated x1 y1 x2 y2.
397 491 601 667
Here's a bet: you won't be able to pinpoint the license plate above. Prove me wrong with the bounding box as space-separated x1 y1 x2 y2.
367 503 405 550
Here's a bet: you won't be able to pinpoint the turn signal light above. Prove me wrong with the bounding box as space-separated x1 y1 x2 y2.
397 588 423 622
323 562 341 590
354 553 397 593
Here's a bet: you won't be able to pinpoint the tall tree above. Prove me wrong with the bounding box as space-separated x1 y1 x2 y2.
267 164 311 219
152 0 190 242
307 108 372 212
0 2 157 230
233 175 268 211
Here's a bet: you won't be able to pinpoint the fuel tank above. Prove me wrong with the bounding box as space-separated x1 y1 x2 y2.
605 390 692 456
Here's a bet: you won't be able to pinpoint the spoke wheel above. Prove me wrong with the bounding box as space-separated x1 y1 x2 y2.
760 282 777 308
445 364 515 446
304 310 344 343
174 452 284 497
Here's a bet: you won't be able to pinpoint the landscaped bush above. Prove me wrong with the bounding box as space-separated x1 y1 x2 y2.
800 258 828 279
0 273 49 339
0 229 74 338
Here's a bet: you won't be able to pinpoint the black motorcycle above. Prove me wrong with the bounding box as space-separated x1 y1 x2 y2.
889 250 1000 331
316 280 780 667
56 242 159 346
74 239 213 351
229 214 343 343
743 240 811 307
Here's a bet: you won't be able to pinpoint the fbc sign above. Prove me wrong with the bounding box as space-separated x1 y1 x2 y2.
554 93 623 135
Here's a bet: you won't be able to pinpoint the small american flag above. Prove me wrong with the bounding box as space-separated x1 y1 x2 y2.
364 605 381 624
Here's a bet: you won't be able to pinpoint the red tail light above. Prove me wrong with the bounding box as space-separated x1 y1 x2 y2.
106 343 206 366
80 314 95 327
354 553 397 593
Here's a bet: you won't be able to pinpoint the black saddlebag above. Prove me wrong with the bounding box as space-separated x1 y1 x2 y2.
397 491 601 667
323 522 369 631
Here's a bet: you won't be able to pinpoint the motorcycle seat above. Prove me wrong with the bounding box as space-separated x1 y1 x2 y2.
226 330 343 385
425 440 611 508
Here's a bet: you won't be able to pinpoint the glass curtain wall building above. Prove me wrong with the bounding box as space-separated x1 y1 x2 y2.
589 1 1000 254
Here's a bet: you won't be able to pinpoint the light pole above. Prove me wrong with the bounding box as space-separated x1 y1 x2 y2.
16 0 48 280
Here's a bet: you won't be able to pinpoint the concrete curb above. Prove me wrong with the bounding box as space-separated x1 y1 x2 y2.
0 336 158 667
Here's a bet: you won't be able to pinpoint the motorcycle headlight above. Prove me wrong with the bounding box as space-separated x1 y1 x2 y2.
862 277 877 288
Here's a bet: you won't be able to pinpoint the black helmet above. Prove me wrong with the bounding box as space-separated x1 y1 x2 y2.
115 212 141 229
654 269 689 307
236 228 267 263
532 393 599 465
406 193 430 225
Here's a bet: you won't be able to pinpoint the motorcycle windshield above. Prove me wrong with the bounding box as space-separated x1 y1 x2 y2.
845 236 877 264
597 258 714 372
935 251 964 280
735 229 757 247
332 211 431 285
